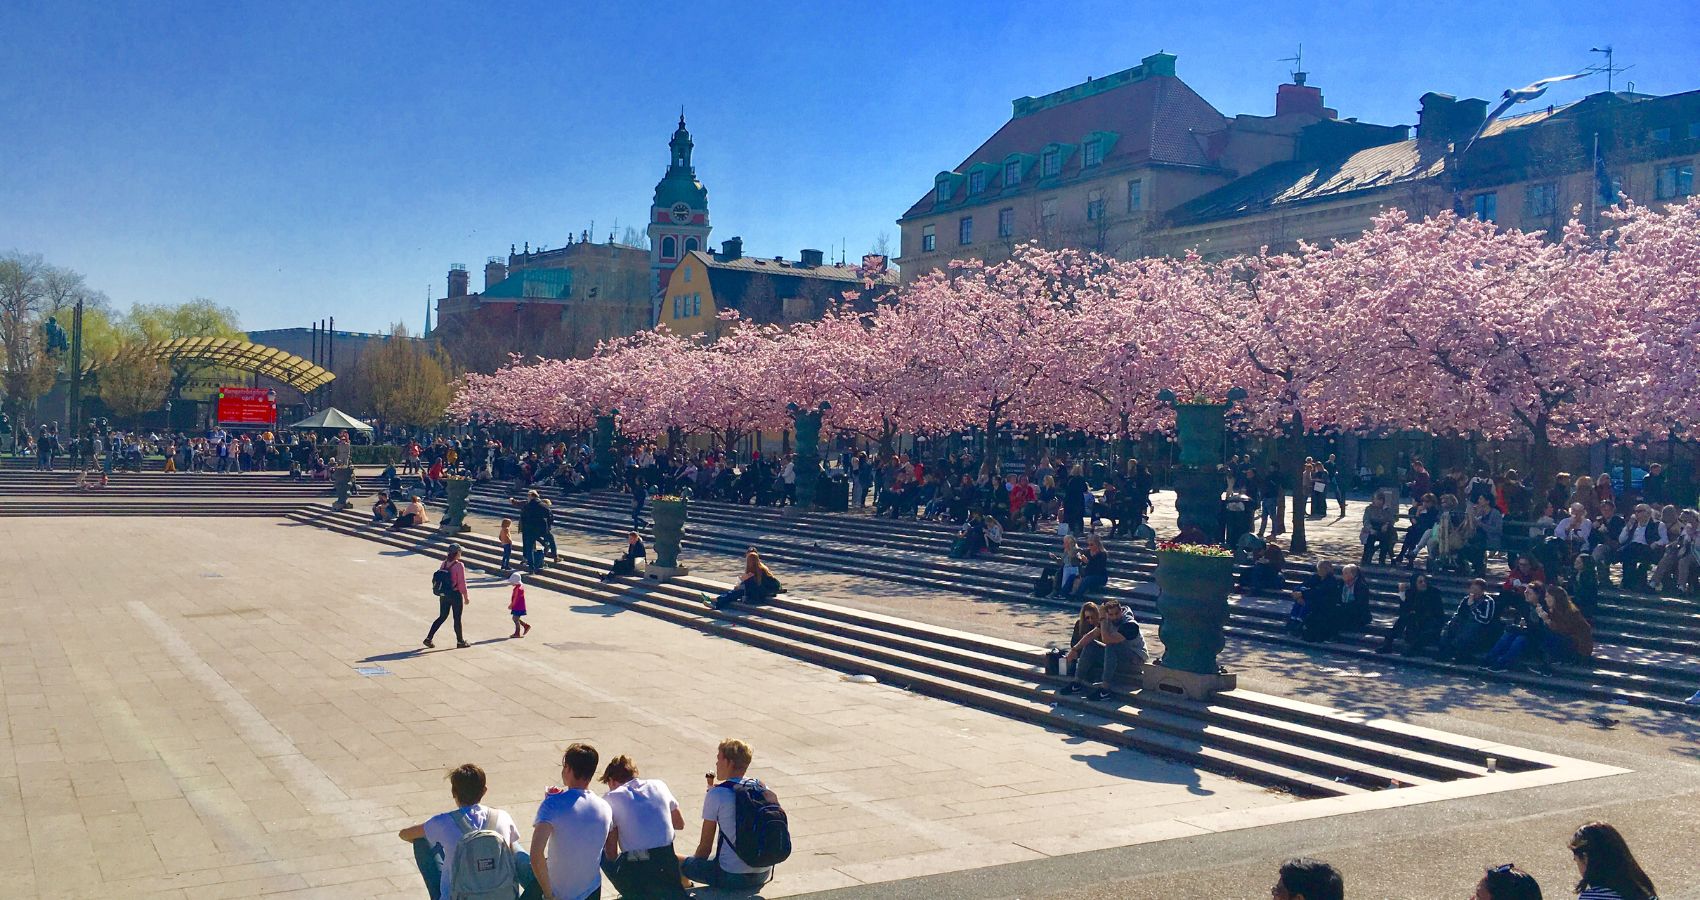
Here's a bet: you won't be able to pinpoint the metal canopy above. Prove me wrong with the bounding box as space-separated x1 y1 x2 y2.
113 337 336 393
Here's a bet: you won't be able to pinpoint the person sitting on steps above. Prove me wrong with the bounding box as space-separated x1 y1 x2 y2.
704 549 783 610
600 532 647 582
1058 598 1149 701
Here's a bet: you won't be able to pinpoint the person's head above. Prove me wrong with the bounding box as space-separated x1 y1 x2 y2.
1440 493 1458 509
500 516 510 526
561 743 599 787
1555 471 1571 484
527 489 540 501
1468 577 1488 597
628 531 641 545
1372 493 1387 508
1087 534 1104 555
1316 560 1335 577
1524 582 1546 606
1078 601 1101 629
1411 573 1431 594
1546 584 1578 615
1649 462 1663 475
410 494 421 504
1516 554 1537 574
508 571 522 587
744 548 764 576
1474 494 1491 509
1567 502 1586 520
715 738 753 780
1632 503 1652 523
1341 563 1360 583
1421 492 1437 507
1272 858 1343 900
1101 598 1125 621
1600 499 1617 517
1598 471 1613 486
1570 821 1656 898
445 543 461 562
1063 534 1077 553
598 755 639 790
447 763 487 807
1474 864 1542 900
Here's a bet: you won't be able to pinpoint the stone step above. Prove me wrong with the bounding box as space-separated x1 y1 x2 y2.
291 505 1537 797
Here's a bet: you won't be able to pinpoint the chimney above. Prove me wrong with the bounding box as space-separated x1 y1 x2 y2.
447 264 469 298
799 248 824 268
1275 79 1336 119
483 257 507 290
720 236 743 260
1417 92 1488 146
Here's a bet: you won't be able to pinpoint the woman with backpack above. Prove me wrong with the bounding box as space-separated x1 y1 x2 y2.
424 544 470 649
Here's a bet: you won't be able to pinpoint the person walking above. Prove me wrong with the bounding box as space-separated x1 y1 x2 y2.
508 572 530 639
424 544 470 650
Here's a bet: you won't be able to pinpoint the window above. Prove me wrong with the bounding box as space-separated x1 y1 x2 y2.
661 236 676 259
1083 141 1102 167
1126 178 1144 212
998 207 1014 238
1041 148 1061 178
1086 189 1104 221
1656 163 1694 200
672 296 683 318
958 216 973 245
691 293 701 317
1471 192 1497 222
1524 182 1557 218
921 225 935 253
685 237 699 252
683 266 692 283
968 170 986 195
1651 127 1672 143
1040 198 1057 231
1004 159 1022 186
936 178 952 203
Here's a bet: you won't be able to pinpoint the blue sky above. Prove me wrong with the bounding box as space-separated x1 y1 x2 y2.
1 0 1694 333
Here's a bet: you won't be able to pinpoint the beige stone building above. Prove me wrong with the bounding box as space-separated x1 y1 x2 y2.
898 53 1699 275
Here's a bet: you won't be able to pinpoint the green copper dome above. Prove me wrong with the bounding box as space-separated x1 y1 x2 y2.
653 114 708 209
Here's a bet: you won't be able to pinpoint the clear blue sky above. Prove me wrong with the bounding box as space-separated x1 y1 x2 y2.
2 0 1694 333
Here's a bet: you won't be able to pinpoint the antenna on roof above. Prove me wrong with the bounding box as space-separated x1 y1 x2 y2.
1279 44 1305 85
1586 46 1633 93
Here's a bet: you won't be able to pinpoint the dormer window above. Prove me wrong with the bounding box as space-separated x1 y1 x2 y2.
1041 149 1061 178
1004 159 1022 186
936 177 952 203
1083 141 1102 167
968 170 986 195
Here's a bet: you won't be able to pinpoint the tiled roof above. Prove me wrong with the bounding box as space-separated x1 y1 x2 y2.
1166 140 1449 226
699 251 900 285
903 74 1227 220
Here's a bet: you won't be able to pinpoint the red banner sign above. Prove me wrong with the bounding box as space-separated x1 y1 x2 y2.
215 387 278 426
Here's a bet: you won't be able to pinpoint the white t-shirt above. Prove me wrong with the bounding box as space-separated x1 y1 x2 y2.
420 804 522 900
605 778 680 853
534 789 612 900
703 779 772 876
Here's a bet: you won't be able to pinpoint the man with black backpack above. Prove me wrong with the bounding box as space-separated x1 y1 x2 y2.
398 763 540 899
683 738 790 891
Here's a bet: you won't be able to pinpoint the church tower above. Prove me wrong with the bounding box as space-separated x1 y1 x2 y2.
648 114 712 320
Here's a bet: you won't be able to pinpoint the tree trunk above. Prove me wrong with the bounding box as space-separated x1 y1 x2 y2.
1287 410 1308 554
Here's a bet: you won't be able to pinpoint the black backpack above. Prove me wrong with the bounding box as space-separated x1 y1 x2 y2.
431 568 453 597
721 779 791 868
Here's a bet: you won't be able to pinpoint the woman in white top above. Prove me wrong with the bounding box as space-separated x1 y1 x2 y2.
599 755 688 899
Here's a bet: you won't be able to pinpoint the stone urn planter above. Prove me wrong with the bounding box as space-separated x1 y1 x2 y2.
331 466 354 510
440 477 471 533
648 496 688 578
1154 543 1235 676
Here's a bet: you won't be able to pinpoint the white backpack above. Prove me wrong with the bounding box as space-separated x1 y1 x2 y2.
447 809 517 900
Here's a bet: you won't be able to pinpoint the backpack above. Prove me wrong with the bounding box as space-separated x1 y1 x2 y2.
721 779 791 868
432 568 454 597
447 809 517 900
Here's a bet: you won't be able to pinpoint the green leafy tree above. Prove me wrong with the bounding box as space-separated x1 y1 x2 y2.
124 298 244 399
97 355 171 426
347 324 457 428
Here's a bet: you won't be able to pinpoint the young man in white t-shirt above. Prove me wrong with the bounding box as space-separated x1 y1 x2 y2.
398 763 539 900
598 755 688 898
682 738 774 890
531 743 613 900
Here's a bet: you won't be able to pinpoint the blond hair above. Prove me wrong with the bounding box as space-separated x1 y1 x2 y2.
717 738 753 772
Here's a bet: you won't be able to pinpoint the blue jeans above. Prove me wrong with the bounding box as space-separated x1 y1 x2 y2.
500 543 513 571
681 855 770 890
411 838 542 899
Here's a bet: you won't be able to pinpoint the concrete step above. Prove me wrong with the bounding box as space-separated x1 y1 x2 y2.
450 491 1700 712
291 505 1544 798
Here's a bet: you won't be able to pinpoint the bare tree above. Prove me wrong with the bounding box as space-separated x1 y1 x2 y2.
620 226 651 250
346 324 458 427
0 252 56 427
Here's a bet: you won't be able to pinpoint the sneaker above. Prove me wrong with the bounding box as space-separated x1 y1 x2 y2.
1087 688 1115 702
422 639 434 649
456 641 470 649
1058 682 1084 695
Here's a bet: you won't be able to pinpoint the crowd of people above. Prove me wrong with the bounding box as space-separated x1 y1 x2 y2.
398 738 789 899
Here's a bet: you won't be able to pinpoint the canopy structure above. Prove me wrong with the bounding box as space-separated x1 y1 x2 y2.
289 407 373 432
109 337 336 393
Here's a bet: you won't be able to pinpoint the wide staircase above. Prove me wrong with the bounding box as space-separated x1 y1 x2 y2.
0 469 338 516
285 501 1577 803
440 483 1700 712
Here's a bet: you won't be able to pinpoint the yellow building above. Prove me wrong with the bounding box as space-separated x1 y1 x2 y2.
658 238 898 337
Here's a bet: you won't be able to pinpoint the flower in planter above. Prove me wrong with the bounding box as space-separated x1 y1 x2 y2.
1157 541 1234 558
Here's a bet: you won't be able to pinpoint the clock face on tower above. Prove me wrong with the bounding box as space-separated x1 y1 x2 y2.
670 202 691 223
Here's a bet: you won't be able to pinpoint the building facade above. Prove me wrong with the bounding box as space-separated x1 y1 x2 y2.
658 238 898 338
898 53 1700 275
647 115 713 310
